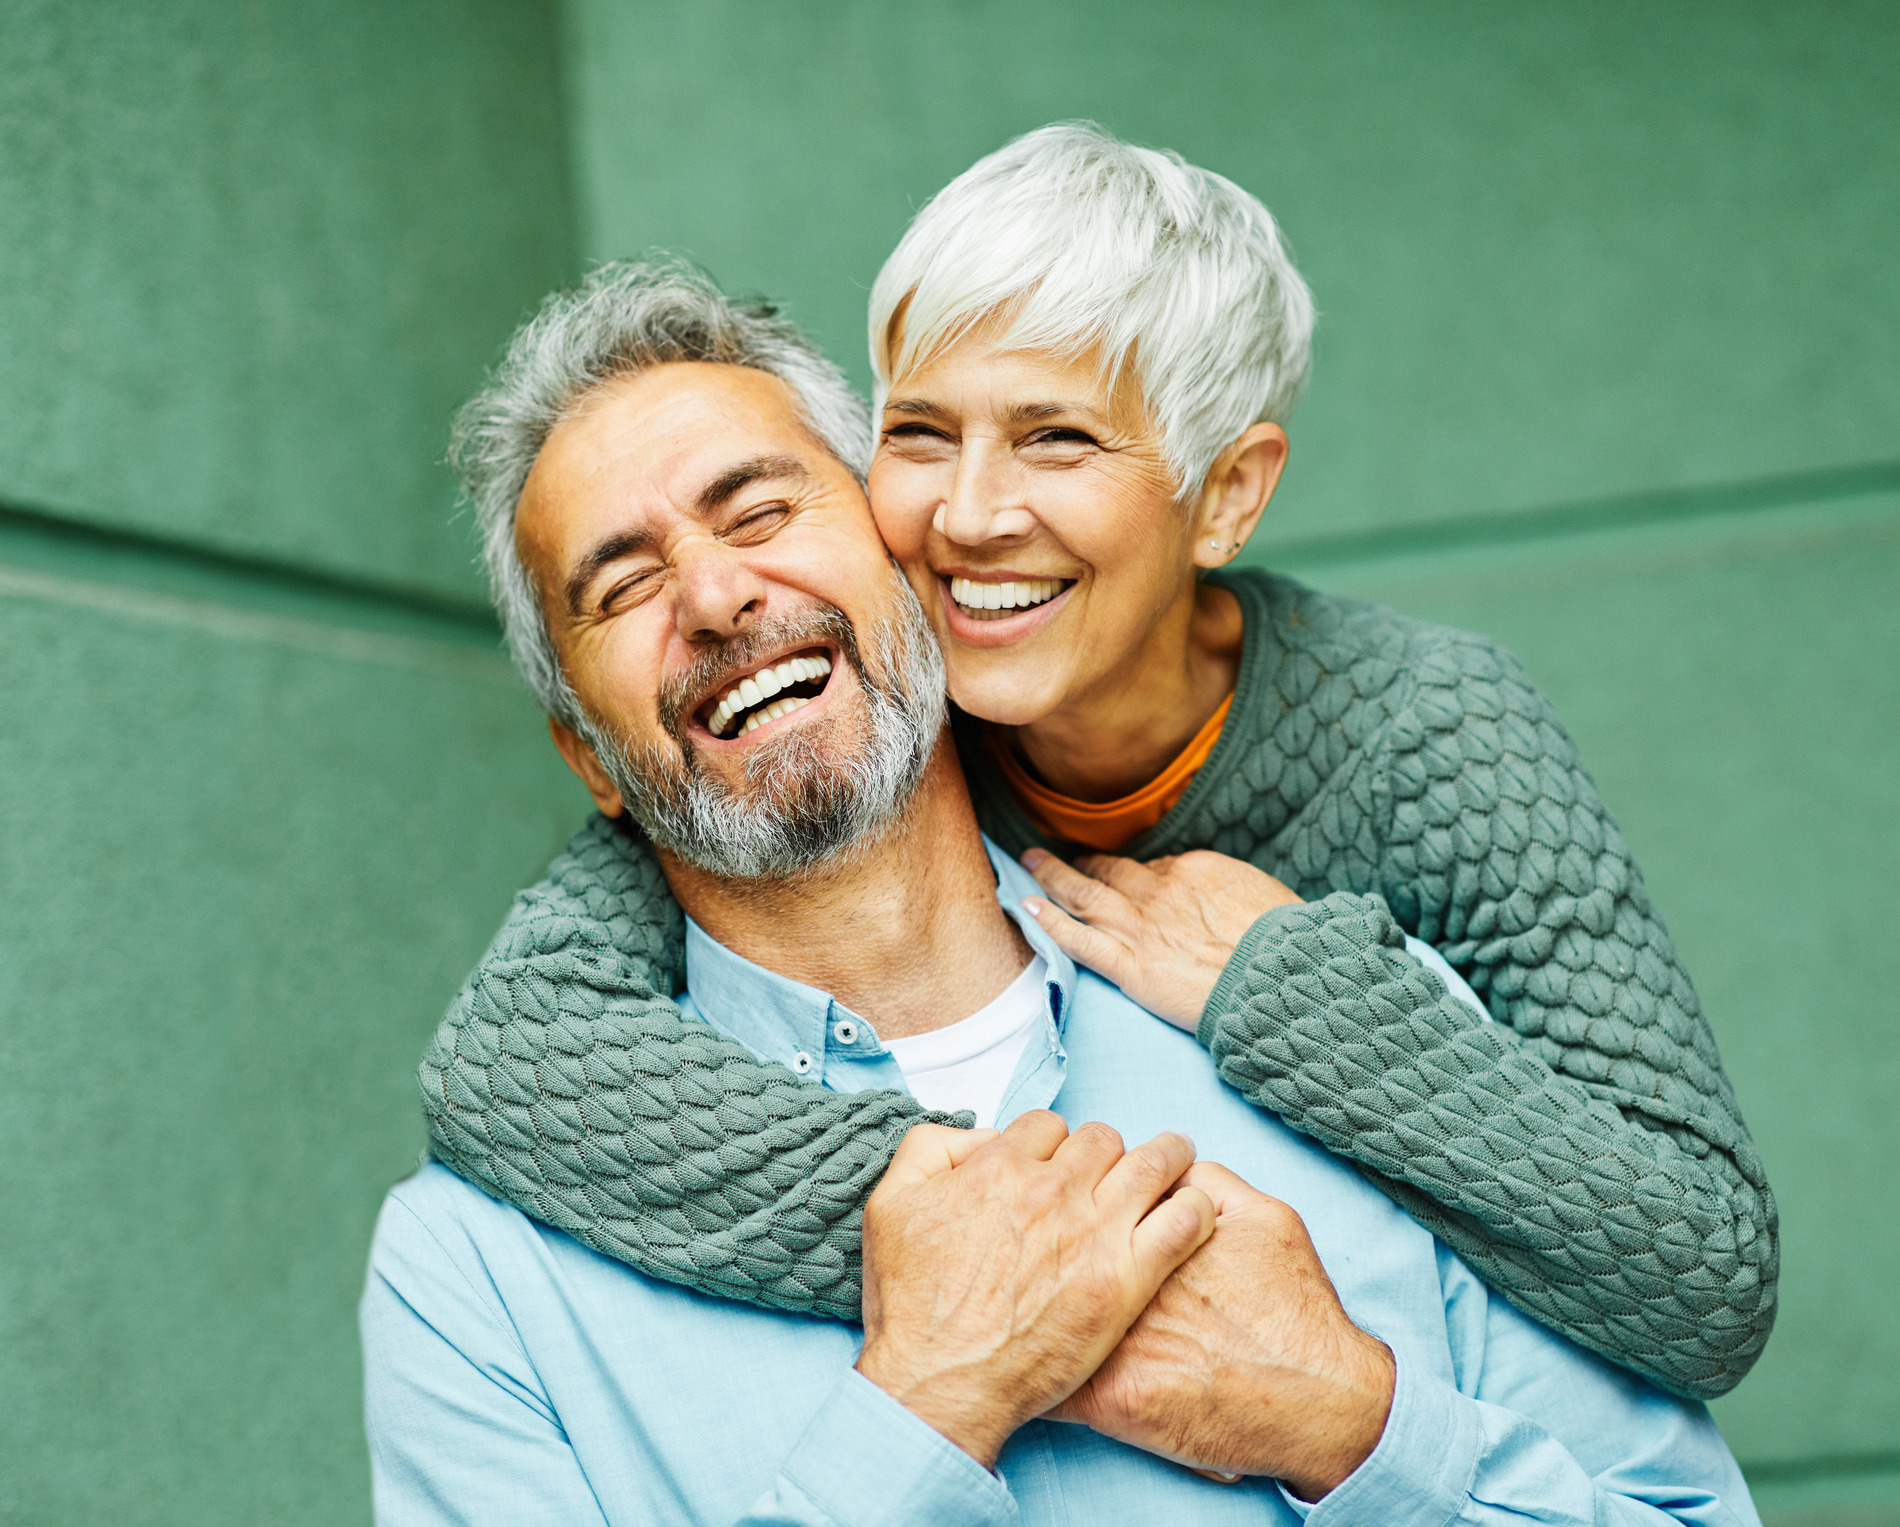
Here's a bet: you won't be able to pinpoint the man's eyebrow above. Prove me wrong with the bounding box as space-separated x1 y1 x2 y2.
564 526 655 616
695 453 812 515
561 454 813 615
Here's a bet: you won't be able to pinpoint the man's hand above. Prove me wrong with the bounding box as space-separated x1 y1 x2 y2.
1019 849 1302 1031
855 1113 1217 1468
1049 1163 1395 1501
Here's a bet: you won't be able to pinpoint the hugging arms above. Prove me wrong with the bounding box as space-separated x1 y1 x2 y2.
418 118 1771 1424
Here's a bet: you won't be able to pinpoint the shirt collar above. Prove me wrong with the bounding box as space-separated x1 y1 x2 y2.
682 835 1076 1085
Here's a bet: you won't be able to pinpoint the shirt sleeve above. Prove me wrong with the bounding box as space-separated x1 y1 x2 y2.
363 1189 1015 1527
360 1195 610 1527
736 1369 1018 1527
1286 1250 1759 1527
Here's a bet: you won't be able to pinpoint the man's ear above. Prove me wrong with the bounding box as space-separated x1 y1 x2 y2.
1191 422 1289 569
548 717 627 818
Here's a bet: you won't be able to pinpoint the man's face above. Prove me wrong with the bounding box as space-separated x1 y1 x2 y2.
516 361 944 878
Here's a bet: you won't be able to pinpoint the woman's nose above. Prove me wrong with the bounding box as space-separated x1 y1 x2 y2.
935 439 1038 545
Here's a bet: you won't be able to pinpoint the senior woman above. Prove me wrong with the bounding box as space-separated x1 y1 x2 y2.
422 124 1775 1401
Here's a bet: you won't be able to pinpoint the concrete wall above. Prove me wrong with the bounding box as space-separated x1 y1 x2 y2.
3 1 1894 1521
0 4 587 1522
565 4 1900 1522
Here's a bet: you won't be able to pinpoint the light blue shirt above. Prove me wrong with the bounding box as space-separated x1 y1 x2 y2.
361 843 1760 1527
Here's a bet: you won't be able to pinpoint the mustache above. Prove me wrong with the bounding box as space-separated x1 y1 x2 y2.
655 605 860 743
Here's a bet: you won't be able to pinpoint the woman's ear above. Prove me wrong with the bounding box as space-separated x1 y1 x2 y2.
1191 423 1289 568
548 716 627 817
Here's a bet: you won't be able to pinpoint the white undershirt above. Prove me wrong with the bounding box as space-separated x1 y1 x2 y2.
881 938 1485 1132
881 956 1048 1129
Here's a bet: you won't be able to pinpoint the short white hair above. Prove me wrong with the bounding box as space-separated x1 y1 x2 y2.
451 258 871 723
868 122 1316 500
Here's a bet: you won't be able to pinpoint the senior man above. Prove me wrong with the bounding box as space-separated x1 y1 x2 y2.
361 266 1758 1527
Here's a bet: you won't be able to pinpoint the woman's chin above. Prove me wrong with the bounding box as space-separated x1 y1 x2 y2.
945 665 1068 728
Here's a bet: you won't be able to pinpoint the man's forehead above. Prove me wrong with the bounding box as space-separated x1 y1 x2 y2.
559 364 807 493
516 361 823 567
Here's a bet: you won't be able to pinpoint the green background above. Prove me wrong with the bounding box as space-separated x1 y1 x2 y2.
1 2 1894 1521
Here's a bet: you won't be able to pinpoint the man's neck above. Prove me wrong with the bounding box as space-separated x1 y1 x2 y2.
658 738 1032 1040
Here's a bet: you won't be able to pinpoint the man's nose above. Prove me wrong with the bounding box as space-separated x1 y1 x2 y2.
671 540 768 644
935 436 1039 546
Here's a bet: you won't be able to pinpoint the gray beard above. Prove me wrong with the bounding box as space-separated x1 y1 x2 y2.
577 572 947 882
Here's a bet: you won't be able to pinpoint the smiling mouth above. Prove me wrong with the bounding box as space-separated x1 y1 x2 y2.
699 648 835 739
946 576 1074 623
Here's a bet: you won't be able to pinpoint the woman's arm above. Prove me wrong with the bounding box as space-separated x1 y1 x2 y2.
417 812 945 1320
1373 638 1774 1397
1197 888 1773 1400
1018 641 1776 1400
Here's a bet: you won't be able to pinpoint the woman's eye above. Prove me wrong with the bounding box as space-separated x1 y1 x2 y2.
1028 427 1097 448
883 422 949 441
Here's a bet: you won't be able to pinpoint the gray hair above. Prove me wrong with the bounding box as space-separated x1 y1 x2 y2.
869 121 1316 502
450 257 873 722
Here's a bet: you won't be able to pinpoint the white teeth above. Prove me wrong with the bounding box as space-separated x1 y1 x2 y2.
950 576 1064 613
708 652 834 737
737 694 810 737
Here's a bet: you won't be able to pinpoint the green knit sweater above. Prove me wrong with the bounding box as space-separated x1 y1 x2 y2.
419 569 1776 1399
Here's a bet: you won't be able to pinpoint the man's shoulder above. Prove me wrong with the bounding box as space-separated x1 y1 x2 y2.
373 1161 543 1282
369 1161 664 1336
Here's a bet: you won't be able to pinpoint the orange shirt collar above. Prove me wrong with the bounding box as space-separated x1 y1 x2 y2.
985 693 1234 854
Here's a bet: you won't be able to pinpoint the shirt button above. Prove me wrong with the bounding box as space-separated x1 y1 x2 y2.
791 1051 814 1075
832 1020 859 1046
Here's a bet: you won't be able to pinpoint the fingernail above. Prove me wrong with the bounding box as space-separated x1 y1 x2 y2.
1022 897 1045 916
1021 848 1047 868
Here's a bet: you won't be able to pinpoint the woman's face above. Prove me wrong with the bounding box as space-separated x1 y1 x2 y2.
869 334 1203 727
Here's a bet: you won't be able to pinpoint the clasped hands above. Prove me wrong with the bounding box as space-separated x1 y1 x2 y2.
855 1112 1395 1499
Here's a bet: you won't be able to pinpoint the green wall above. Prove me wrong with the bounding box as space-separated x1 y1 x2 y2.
4 1 1896 1521
0 3 587 1522
0 0 573 597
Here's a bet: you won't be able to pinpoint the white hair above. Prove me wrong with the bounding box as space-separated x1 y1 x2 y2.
451 257 872 723
868 121 1316 500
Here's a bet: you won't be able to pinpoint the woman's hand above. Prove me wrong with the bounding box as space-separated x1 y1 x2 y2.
1019 849 1303 1031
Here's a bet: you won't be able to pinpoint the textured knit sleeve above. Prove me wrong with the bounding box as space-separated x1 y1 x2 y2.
1196 639 1776 1400
417 813 956 1320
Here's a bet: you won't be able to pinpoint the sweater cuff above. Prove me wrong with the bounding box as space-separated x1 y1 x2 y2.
1197 891 1398 1050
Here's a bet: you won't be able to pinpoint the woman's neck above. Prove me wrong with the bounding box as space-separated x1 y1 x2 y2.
1002 579 1244 802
